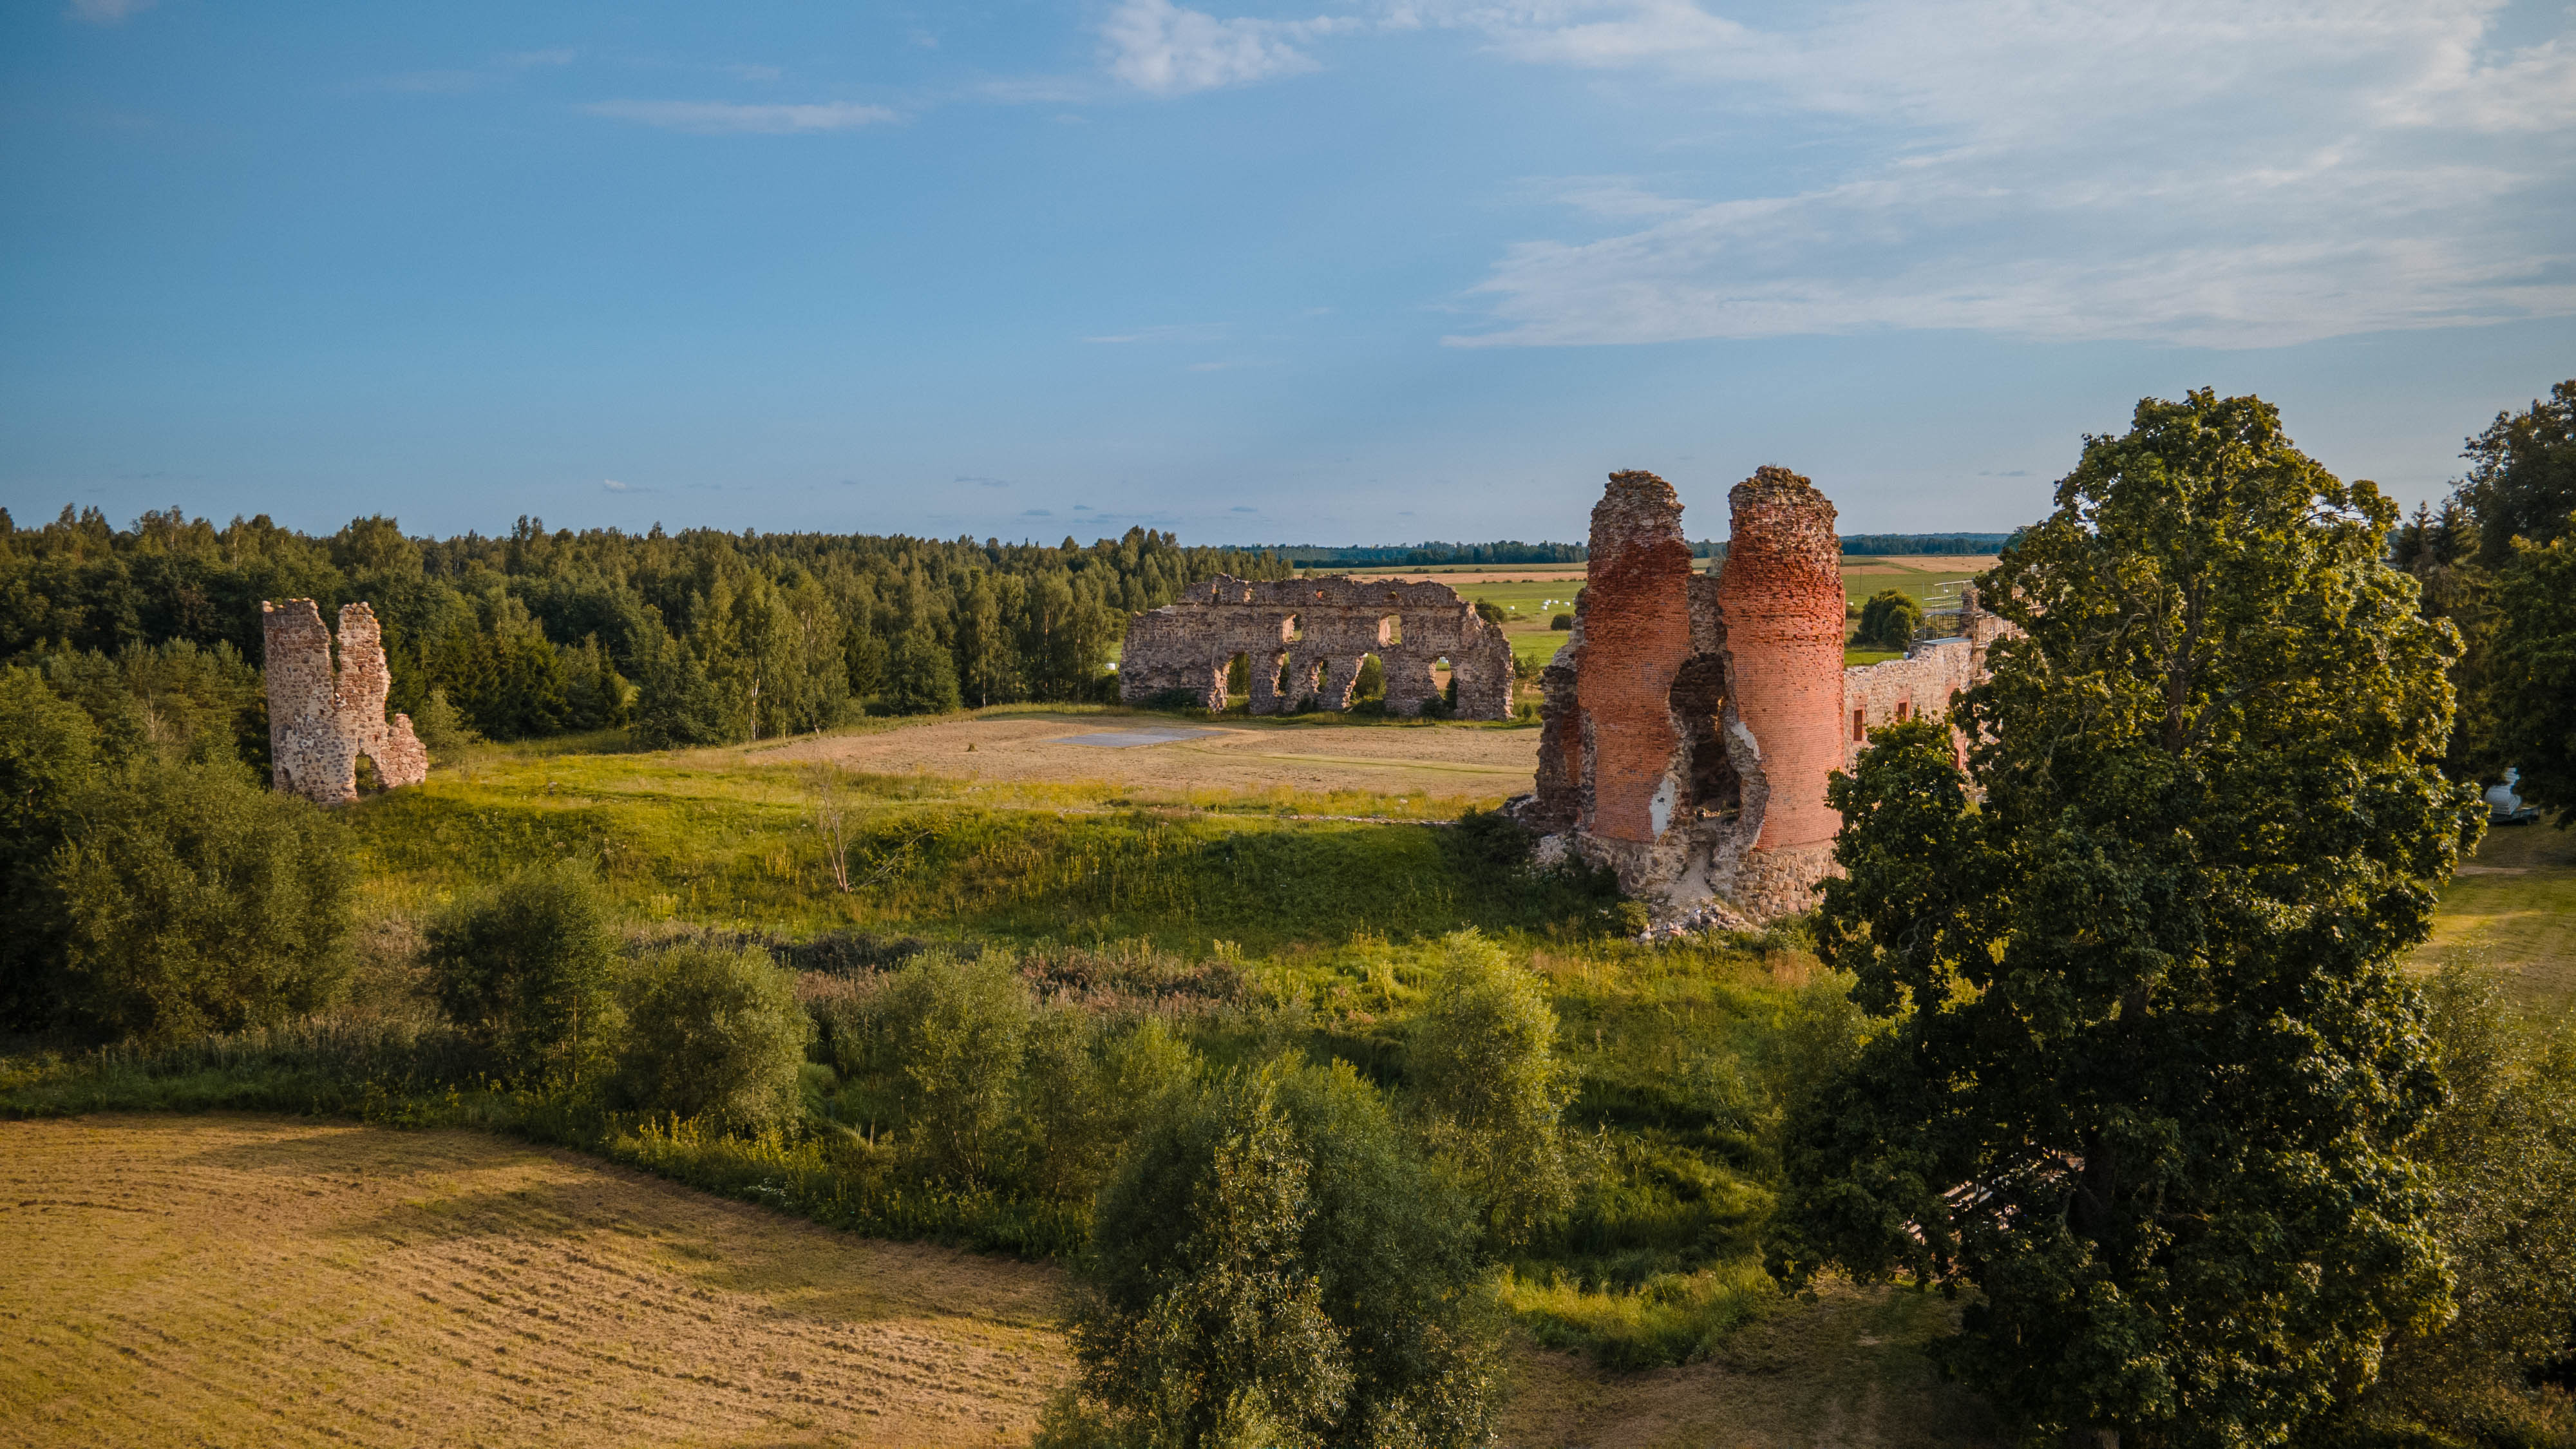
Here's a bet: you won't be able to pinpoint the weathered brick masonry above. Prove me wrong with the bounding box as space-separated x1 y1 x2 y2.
1519 468 2005 922
263 599 429 806
1118 576 1513 719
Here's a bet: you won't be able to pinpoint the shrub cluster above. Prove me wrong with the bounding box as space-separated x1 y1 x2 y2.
1 661 354 1043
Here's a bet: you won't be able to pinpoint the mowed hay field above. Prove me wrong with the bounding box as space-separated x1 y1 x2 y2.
0 1115 1067 1449
0 1115 1998 1449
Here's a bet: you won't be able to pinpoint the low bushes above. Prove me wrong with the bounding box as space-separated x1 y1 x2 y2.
614 942 809 1133
3 665 357 1044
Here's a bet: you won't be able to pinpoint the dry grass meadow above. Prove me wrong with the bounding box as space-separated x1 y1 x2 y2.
763 708 1541 804
1 1115 1999 1449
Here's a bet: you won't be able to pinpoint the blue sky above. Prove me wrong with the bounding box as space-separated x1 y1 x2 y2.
3 0 2571 545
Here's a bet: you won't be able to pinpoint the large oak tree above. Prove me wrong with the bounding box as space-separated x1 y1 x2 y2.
1770 391 2483 1448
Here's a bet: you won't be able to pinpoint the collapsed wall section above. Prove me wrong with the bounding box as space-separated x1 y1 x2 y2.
263 599 430 806
1117 576 1513 720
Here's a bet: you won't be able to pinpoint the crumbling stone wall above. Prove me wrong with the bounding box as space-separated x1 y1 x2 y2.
1841 589 2012 770
263 599 430 806
1118 576 1513 719
1519 466 1994 923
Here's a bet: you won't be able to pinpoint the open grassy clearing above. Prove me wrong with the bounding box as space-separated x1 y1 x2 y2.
343 715 1598 953
770 706 1539 802
2414 822 2576 1010
0 1114 1998 1449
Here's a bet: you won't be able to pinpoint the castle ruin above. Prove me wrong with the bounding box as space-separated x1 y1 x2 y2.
263 598 430 806
1118 576 1515 719
1516 468 2007 922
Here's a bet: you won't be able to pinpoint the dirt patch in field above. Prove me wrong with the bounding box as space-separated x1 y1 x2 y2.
767 712 1540 803
0 1115 1067 1448
1499 1284 1998 1448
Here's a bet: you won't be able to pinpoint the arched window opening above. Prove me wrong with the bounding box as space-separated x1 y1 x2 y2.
1354 653 1386 703
1378 615 1401 647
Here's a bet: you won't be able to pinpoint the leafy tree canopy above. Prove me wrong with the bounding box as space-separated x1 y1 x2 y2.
2489 535 2576 824
2461 379 2576 566
1056 1057 1501 1449
1773 390 2483 1448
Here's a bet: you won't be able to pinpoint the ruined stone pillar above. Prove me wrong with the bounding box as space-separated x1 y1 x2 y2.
1576 471 1697 842
262 598 428 805
1716 466 1843 851
1318 656 1361 712
1247 650 1287 714
263 600 343 800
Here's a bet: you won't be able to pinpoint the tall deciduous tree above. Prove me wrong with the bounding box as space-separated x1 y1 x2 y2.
2489 535 2576 823
1771 391 2482 1449
2461 379 2576 566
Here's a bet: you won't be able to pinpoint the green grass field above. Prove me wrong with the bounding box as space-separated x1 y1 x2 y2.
2416 820 2576 1010
15 709 2555 1448
348 734 1615 953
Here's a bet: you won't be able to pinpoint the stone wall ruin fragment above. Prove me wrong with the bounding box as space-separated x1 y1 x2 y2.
1118 576 1515 719
263 598 430 806
1517 468 2009 922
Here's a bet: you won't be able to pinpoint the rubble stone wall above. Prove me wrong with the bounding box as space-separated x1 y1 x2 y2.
1841 589 2016 768
1117 576 1513 719
263 599 430 806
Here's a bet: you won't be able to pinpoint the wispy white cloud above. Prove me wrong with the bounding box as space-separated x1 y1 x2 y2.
1084 323 1228 343
601 478 654 493
67 0 153 24
974 75 1099 105
354 48 578 96
1408 0 2576 348
1102 0 1359 94
582 99 899 134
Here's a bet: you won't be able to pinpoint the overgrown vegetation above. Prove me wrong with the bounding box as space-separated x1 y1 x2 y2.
7 386 2576 1447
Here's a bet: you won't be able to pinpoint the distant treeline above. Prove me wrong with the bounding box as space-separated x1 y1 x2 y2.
1277 533 2014 567
1273 540 1587 566
1838 532 2014 555
0 506 1292 748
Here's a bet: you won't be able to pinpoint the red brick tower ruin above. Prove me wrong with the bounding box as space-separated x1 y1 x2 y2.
1573 471 1697 842
1521 465 1989 925
1714 466 1844 855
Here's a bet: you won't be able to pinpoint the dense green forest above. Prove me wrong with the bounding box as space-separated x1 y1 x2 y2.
0 507 1293 748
